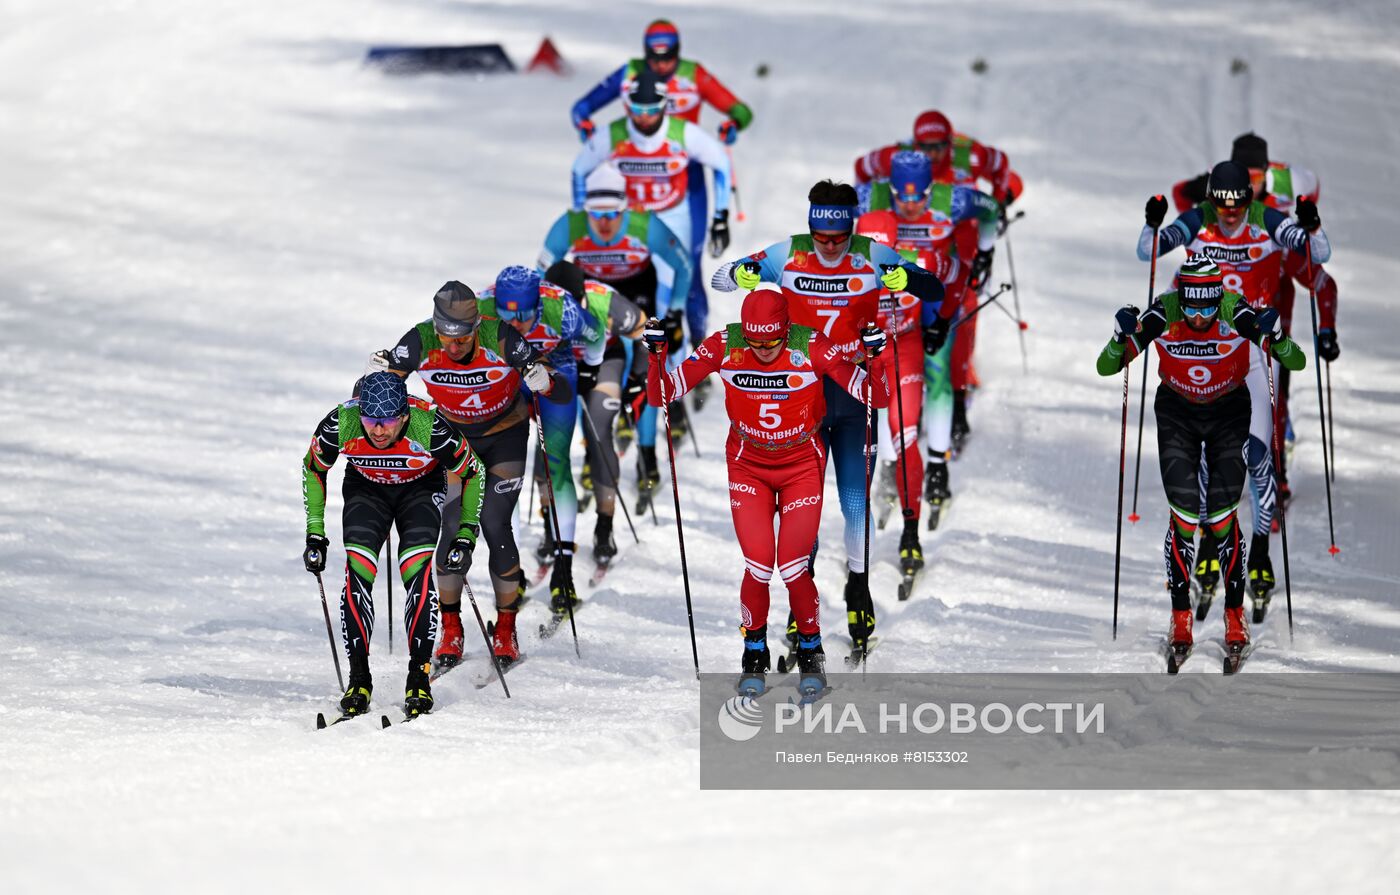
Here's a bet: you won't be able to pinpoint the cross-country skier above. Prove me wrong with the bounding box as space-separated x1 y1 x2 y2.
1096 257 1306 670
711 180 945 655
302 371 485 718
643 286 892 692
570 18 753 352
1170 132 1320 216
379 282 573 671
858 151 999 554
538 161 694 506
540 259 647 575
571 67 731 358
476 266 595 618
855 110 1021 451
1141 162 1329 611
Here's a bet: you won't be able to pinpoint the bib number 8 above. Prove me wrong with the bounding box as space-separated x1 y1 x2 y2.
1187 365 1212 386
1223 272 1244 294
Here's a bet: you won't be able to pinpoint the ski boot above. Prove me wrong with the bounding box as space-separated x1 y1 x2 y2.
492 606 520 669
1166 608 1193 673
550 548 581 616
579 459 593 512
845 570 877 664
897 518 923 601
951 391 971 456
434 608 465 670
534 509 557 564
339 659 372 716
925 459 951 531
404 661 433 719
794 633 827 697
875 462 899 530
615 409 636 455
635 446 660 514
1247 534 1275 622
593 514 617 564
737 628 770 697
1223 605 1251 674
1193 533 1220 621
668 400 689 440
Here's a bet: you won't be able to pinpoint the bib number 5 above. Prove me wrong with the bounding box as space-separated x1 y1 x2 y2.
758 403 782 430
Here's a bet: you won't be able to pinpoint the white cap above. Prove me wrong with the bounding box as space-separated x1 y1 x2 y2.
584 162 629 212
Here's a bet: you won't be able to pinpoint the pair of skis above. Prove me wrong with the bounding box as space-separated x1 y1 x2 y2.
1163 640 1255 675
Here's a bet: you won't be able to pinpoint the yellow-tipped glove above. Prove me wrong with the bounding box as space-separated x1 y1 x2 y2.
733 262 761 290
880 265 908 292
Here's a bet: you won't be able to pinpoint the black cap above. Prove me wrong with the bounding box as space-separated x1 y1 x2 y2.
544 260 586 301
1231 132 1269 170
628 66 667 106
1207 160 1253 208
432 281 479 337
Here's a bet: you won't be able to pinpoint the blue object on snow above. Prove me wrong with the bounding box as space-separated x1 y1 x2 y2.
365 44 515 75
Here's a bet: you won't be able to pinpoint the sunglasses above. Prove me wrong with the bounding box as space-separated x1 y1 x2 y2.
916 141 950 152
497 307 534 323
588 209 623 220
744 336 784 350
362 414 404 427
627 100 666 117
810 230 851 247
1182 304 1219 319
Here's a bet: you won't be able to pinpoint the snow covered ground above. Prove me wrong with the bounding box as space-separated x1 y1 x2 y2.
3 0 1399 891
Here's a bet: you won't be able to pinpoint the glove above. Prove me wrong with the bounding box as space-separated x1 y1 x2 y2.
1145 195 1168 229
709 211 731 258
577 361 600 399
1317 328 1340 362
718 119 739 145
860 325 887 359
642 317 669 354
968 249 994 291
733 261 761 290
623 370 646 415
364 349 391 375
303 534 329 574
923 317 951 355
522 362 552 393
663 309 686 354
1183 172 1210 205
442 538 475 574
1296 197 1320 233
880 264 909 293
1114 305 1141 343
576 118 595 143
1256 308 1284 342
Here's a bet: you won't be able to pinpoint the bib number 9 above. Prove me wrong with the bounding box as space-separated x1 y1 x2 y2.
1187 365 1212 386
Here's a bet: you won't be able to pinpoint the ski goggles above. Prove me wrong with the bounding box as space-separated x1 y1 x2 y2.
810 230 852 248
1182 303 1220 319
744 336 785 350
626 97 667 117
915 140 950 153
495 306 536 324
361 414 405 428
587 208 624 220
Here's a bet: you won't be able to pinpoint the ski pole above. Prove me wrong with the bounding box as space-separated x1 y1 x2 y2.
530 393 581 657
858 368 876 673
949 283 1011 334
1304 249 1340 555
463 577 510 698
999 209 1029 373
313 571 345 692
1262 339 1295 640
1111 355 1130 641
579 396 640 544
1326 360 1335 483
727 146 746 223
386 530 394 654
1128 222 1161 525
886 312 913 525
654 345 701 678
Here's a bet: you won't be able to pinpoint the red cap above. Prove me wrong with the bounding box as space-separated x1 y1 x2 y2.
741 287 789 340
913 110 952 144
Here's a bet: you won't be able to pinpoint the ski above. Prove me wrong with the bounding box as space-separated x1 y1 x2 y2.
1222 642 1254 675
316 710 391 730
1163 641 1193 674
735 673 767 698
1250 590 1272 624
537 605 584 640
526 559 553 589
926 494 953 532
876 493 897 531
472 654 527 690
844 636 881 668
1192 579 1216 621
430 655 468 682
897 567 922 601
589 558 614 587
634 488 656 517
789 678 833 706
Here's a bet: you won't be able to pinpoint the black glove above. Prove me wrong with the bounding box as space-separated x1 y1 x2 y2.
663 309 686 354
923 317 951 355
968 249 994 291
623 371 647 417
1145 195 1168 229
303 534 329 574
1114 305 1141 343
442 538 475 574
1317 328 1340 362
1256 307 1284 342
709 210 730 258
1183 172 1210 205
1296 197 1320 233
642 318 668 355
860 325 887 359
577 361 600 399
